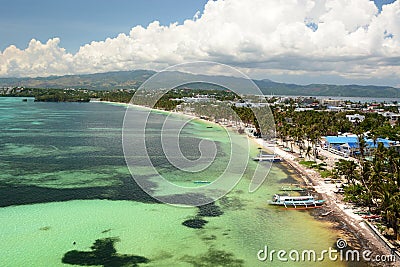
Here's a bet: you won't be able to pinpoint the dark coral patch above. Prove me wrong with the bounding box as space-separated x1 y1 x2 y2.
62 237 149 267
182 219 209 229
197 203 223 217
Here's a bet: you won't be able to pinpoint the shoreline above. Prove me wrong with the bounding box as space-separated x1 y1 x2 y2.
253 138 396 265
95 100 230 129
98 100 396 265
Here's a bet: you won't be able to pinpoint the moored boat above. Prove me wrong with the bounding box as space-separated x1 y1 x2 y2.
253 153 281 162
268 194 324 209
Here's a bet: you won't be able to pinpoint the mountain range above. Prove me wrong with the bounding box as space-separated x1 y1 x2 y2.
1 70 399 98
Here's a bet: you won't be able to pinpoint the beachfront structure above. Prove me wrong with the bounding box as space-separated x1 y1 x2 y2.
326 106 344 112
294 107 314 112
234 102 269 108
324 135 396 157
181 96 214 103
380 112 400 124
346 114 365 123
321 99 344 107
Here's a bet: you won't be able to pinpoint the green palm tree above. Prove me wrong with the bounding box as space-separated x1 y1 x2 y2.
305 146 312 161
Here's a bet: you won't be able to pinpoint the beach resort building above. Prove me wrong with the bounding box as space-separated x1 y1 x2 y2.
324 135 396 157
380 112 400 124
175 95 215 103
294 107 314 112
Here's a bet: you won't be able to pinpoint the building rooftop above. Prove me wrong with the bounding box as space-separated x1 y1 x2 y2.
325 136 395 148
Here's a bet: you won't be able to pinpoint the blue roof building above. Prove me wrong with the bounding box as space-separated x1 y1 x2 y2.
325 135 395 157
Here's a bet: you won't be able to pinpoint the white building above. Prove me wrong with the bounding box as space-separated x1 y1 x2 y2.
294 107 314 112
346 114 365 123
234 102 251 108
381 112 400 123
181 96 213 103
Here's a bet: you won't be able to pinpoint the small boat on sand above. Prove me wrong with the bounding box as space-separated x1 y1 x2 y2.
321 210 333 217
361 214 381 220
253 153 281 162
268 194 324 209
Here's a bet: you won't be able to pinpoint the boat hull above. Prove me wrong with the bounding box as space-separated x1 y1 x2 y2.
253 157 281 162
268 200 324 208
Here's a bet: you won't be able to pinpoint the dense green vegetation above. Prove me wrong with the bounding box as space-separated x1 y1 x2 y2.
271 106 399 241
336 145 400 240
34 92 90 102
4 87 135 103
96 90 134 103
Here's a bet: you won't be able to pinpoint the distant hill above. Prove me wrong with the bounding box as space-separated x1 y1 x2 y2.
0 70 156 91
254 79 400 98
0 70 399 98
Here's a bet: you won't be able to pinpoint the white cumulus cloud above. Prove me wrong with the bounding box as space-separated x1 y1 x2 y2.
0 0 399 84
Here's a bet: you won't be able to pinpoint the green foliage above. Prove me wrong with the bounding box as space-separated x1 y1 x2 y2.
299 161 316 167
98 91 134 103
335 160 359 184
319 170 333 178
343 184 365 203
6 87 136 103
35 94 90 102
339 145 400 240
231 106 257 125
154 95 182 111
358 113 386 132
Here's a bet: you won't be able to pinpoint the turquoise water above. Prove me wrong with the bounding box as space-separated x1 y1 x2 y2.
0 98 344 266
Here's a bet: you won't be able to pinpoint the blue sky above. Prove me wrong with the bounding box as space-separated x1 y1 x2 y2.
0 0 208 53
375 0 397 9
0 0 399 87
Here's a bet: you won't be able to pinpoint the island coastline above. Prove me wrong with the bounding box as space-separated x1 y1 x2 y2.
98 99 397 266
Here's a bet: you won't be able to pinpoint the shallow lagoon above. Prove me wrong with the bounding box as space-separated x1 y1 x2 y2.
0 98 343 266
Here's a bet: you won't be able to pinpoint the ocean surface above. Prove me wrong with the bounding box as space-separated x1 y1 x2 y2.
0 97 345 266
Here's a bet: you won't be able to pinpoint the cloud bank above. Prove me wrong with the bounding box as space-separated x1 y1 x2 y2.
0 0 399 83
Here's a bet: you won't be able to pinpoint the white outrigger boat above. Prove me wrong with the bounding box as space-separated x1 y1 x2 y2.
268 194 324 209
253 153 281 162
